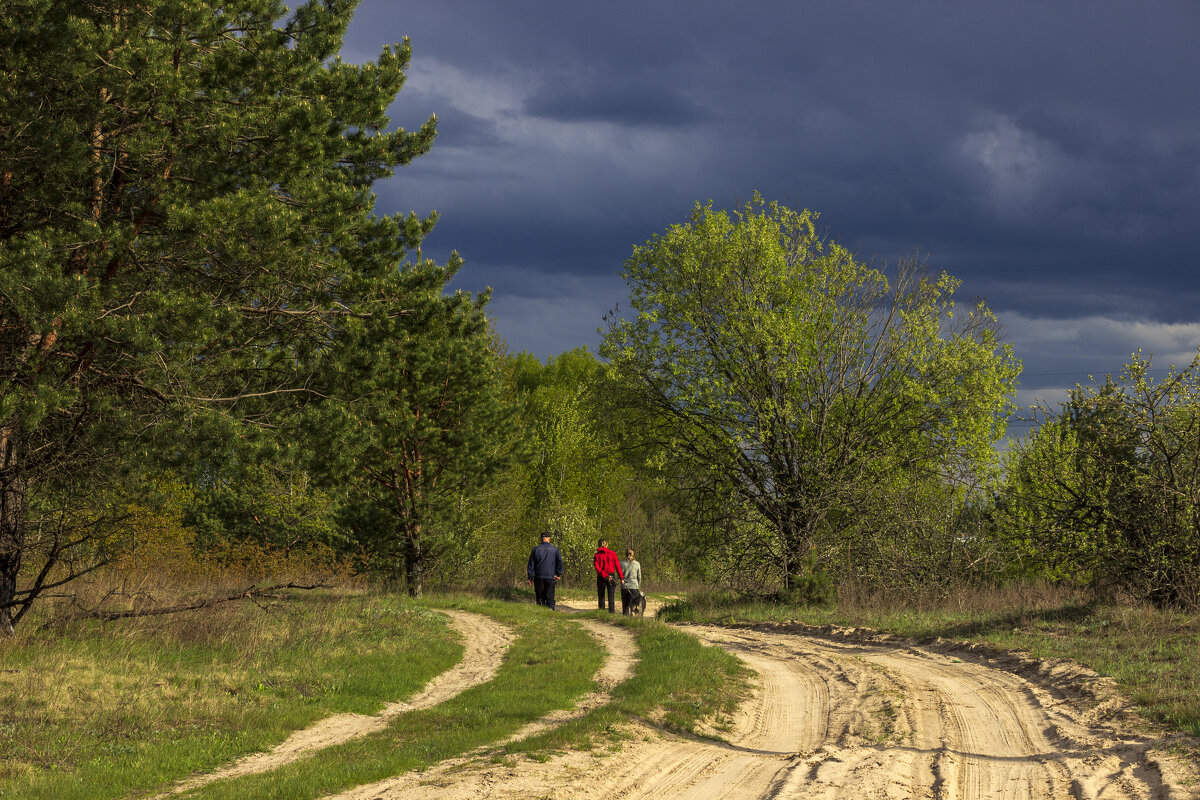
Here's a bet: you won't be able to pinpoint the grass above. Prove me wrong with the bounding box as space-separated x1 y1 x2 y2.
661 585 1200 738
0 590 463 800
176 596 604 800
0 586 749 800
504 608 750 756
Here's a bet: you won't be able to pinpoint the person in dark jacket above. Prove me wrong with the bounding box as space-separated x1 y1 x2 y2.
527 531 563 610
593 538 624 613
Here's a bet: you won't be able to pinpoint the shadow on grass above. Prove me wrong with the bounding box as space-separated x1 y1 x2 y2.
918 601 1099 640
480 585 529 602
659 589 1104 644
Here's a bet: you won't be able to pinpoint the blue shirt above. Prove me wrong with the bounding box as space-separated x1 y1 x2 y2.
528 542 563 579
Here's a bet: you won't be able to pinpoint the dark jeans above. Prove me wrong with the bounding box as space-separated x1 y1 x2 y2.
596 574 616 612
533 577 557 610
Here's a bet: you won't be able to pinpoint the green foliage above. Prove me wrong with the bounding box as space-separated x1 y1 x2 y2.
184 466 342 555
0 0 458 626
778 549 835 606
516 349 611 578
601 195 1021 590
443 347 688 589
999 351 1200 608
311 271 513 596
828 469 1006 593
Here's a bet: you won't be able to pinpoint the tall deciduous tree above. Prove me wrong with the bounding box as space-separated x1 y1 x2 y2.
0 0 437 631
601 196 1020 590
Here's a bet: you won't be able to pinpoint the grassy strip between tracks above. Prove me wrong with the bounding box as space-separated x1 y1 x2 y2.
504 610 751 758
175 597 604 800
0 591 463 800
661 588 1200 738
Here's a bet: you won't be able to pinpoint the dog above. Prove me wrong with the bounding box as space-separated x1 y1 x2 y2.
630 588 647 617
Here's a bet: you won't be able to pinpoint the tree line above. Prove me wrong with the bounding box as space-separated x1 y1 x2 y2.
3 1 1197 634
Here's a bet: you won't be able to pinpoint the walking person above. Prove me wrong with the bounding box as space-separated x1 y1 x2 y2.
527 531 563 610
620 548 643 616
593 538 623 613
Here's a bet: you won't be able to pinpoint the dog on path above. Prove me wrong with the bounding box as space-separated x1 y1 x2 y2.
629 589 647 617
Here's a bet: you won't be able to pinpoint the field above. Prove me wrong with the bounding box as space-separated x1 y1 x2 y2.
0 588 742 800
0 584 1196 799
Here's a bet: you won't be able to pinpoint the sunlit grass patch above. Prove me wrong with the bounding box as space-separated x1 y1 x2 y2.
0 591 461 800
176 597 603 800
505 611 750 756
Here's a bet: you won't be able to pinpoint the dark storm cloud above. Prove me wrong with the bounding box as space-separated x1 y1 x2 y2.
424 103 501 150
524 81 713 127
344 0 1200 387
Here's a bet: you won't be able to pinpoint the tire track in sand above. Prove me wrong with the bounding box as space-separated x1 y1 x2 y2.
335 622 1195 800
152 609 514 798
325 617 639 800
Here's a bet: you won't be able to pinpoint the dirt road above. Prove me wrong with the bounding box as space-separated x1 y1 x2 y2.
664 624 1194 799
345 618 1196 800
153 603 1195 799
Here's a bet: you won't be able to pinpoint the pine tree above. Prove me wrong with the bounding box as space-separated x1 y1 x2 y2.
0 0 437 631
310 261 513 597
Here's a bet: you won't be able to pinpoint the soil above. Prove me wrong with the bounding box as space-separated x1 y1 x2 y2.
323 608 1198 800
154 601 1199 799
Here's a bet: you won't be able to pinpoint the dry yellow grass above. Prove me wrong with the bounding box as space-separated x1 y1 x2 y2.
0 581 461 799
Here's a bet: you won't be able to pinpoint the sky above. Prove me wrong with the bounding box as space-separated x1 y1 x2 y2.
340 1 1200 438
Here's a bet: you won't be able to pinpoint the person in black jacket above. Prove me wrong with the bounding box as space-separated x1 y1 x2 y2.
527 531 563 610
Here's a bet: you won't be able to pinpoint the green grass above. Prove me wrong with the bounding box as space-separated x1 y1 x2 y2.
0 588 750 800
505 609 750 756
0 591 463 800
499 585 605 607
175 597 604 800
661 588 1200 737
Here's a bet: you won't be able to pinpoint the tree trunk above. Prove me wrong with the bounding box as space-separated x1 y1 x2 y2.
780 517 818 600
0 431 24 636
0 511 21 636
404 526 424 598
778 516 809 595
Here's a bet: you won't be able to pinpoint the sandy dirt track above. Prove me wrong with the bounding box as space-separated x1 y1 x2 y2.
326 615 639 800
153 610 514 798
334 619 1197 800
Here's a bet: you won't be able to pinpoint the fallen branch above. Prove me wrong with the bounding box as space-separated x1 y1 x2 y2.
62 581 329 622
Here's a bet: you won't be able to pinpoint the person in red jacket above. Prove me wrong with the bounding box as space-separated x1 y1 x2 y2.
593 538 624 613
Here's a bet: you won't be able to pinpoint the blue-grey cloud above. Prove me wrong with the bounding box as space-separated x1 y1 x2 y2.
344 0 1200 385
524 81 713 127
